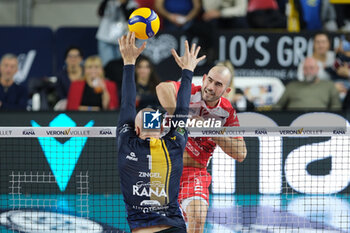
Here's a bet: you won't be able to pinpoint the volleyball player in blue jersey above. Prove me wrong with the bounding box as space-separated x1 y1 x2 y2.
117 32 205 233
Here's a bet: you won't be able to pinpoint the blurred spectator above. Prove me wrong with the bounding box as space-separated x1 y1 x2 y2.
155 0 217 64
327 34 350 99
334 4 350 32
66 56 119 111
96 0 138 66
292 0 337 31
104 58 124 102
298 32 335 81
219 60 255 111
202 0 248 29
154 0 201 32
343 89 350 111
274 57 341 111
134 55 161 110
247 0 287 29
0 54 27 110
231 88 255 112
56 46 84 101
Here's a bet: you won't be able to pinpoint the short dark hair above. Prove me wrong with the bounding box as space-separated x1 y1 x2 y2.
64 46 83 59
313 32 330 42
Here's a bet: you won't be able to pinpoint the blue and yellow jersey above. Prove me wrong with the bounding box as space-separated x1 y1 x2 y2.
117 123 187 230
117 65 192 231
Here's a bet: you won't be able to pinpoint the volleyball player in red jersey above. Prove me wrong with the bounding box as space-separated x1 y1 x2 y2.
156 65 247 233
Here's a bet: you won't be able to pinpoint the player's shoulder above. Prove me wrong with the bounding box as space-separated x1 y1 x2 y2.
117 123 135 136
219 96 236 112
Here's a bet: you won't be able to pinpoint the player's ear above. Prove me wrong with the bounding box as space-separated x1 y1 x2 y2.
135 126 140 136
225 87 232 94
160 123 164 133
202 74 206 82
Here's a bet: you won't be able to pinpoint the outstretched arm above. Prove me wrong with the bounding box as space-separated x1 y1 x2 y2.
171 41 206 123
117 32 146 128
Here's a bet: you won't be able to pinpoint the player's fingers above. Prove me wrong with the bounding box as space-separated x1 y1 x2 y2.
197 55 206 63
171 49 182 66
131 31 136 45
126 32 131 45
191 43 196 55
194 46 201 57
184 40 189 55
138 42 147 54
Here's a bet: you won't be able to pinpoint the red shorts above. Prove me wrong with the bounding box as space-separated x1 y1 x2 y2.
178 166 212 206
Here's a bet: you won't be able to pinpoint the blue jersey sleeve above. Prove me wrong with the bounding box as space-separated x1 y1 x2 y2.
172 69 193 124
118 65 136 128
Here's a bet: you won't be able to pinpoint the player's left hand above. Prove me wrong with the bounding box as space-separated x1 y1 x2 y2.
171 40 206 72
118 31 146 65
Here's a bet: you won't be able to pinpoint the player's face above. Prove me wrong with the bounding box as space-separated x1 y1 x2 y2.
201 69 230 106
0 58 18 81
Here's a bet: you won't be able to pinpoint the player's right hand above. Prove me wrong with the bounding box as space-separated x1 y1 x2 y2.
171 40 206 72
118 31 146 65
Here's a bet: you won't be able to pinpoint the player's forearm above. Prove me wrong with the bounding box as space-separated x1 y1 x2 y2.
118 65 137 126
213 137 247 162
174 69 193 117
156 82 177 115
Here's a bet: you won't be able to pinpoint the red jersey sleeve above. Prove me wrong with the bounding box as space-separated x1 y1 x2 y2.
223 105 243 140
171 81 197 98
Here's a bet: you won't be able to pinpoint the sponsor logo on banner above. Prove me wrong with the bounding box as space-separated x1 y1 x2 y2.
279 128 303 135
0 130 12 136
333 129 346 135
31 113 94 192
299 129 323 135
45 128 89 136
100 128 112 135
0 210 103 232
126 152 138 161
22 129 35 135
255 129 267 135
202 128 244 136
133 181 167 197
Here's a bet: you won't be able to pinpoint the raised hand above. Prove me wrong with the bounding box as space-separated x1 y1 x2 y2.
118 31 146 65
171 40 206 72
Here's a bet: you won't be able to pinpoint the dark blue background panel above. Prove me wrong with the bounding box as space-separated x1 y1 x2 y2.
0 27 54 82
54 27 98 73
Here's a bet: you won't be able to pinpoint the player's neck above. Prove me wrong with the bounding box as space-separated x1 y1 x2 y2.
205 99 220 108
139 132 160 140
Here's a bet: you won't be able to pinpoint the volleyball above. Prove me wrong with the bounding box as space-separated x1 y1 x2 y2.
128 7 160 40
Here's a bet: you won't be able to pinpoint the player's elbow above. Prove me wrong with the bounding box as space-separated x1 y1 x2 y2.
234 145 247 163
156 82 164 94
156 82 169 98
235 151 247 163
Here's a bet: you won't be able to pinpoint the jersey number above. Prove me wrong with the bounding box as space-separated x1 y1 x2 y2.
147 154 152 170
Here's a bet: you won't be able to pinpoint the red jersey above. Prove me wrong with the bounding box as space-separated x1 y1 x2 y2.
172 81 240 167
